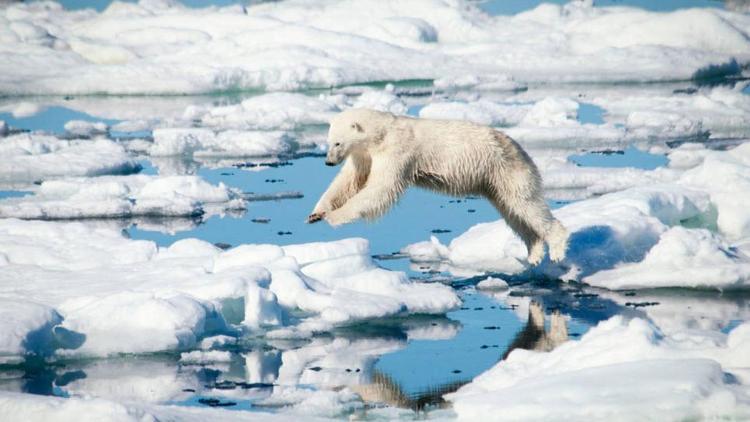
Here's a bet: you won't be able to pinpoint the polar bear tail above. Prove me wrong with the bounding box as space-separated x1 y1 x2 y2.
547 219 569 263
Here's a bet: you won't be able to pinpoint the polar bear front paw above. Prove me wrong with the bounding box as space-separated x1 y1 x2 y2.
306 212 325 224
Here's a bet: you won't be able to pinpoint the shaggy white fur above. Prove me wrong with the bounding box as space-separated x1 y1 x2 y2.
308 109 568 264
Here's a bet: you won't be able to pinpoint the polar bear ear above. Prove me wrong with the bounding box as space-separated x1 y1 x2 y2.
351 122 364 133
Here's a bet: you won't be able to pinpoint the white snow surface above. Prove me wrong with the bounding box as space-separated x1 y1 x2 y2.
0 174 245 219
448 316 750 421
150 128 296 157
0 132 139 185
0 219 459 359
403 143 750 289
1 0 748 95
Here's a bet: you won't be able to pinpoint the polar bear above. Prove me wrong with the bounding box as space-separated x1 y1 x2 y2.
307 109 568 265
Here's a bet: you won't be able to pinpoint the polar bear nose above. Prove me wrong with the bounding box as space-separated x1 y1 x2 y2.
325 160 336 166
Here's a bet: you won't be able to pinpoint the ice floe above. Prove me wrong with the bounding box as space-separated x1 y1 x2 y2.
150 128 296 158
403 143 750 289
0 132 139 187
63 119 108 138
183 92 340 131
448 316 750 421
0 219 459 360
421 95 709 147
0 174 245 219
1 0 748 95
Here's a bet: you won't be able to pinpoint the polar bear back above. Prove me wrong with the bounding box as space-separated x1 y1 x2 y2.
383 115 537 197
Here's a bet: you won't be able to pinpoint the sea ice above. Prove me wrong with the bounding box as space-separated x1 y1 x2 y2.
448 316 750 421
1 1 748 94
0 174 245 219
0 132 139 186
150 128 296 158
0 219 459 360
403 143 750 289
63 119 108 138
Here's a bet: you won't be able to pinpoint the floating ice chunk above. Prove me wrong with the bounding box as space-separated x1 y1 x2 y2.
63 120 108 138
0 175 246 219
585 227 750 290
538 152 681 199
150 128 295 157
679 142 750 239
476 277 509 290
191 92 339 131
448 316 750 420
0 299 62 364
351 90 407 115
57 292 228 357
405 185 712 281
433 74 524 92
0 220 458 358
0 133 139 185
667 143 713 170
419 100 531 127
400 235 449 262
404 143 750 289
243 283 283 329
199 335 236 350
594 87 750 139
180 350 233 364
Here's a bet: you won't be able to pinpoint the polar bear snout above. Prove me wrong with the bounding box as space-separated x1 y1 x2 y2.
325 143 346 166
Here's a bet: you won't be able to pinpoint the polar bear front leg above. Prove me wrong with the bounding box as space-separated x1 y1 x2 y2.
308 159 361 223
325 158 408 227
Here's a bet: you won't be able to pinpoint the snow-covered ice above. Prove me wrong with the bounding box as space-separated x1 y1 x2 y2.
0 219 459 360
0 174 245 219
63 119 108 138
150 128 297 158
1 0 748 95
0 132 139 186
448 316 750 421
403 143 750 290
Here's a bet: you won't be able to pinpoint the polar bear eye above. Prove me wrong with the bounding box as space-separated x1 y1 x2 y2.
334 142 341 147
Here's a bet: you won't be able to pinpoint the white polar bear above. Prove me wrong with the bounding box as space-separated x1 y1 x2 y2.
307 109 568 265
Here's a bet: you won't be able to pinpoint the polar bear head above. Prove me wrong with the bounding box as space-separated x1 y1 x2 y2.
325 109 392 166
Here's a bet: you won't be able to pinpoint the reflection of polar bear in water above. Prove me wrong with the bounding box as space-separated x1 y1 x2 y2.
307 109 568 265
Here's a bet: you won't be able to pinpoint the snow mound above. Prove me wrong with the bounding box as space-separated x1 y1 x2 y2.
185 92 340 131
448 316 750 421
0 174 245 219
0 133 139 186
63 120 108 138
1 1 748 94
150 128 296 157
0 219 459 359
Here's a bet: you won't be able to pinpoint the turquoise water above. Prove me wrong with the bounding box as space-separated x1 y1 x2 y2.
569 147 668 170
